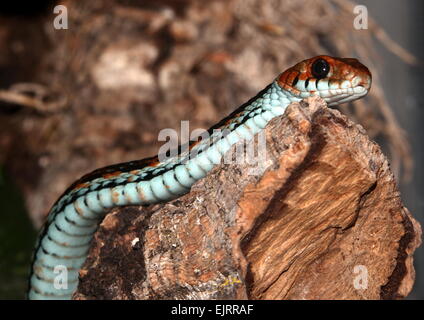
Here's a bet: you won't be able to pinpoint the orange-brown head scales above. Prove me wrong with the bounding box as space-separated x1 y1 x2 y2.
277 55 372 106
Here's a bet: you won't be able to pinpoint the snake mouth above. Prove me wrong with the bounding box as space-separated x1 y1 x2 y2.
313 85 368 106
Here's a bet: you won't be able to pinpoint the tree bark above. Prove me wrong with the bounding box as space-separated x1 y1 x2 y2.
74 96 421 300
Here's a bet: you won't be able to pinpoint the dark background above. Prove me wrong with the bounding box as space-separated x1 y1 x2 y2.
0 0 422 299
362 0 424 299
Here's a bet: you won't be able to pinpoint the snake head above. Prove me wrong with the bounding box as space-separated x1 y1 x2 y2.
277 55 372 106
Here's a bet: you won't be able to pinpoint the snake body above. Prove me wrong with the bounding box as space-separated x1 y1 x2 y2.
28 55 371 299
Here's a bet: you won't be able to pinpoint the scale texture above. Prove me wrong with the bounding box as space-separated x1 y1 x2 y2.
28 55 372 299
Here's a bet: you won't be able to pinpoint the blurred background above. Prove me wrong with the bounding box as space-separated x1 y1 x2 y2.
0 0 422 299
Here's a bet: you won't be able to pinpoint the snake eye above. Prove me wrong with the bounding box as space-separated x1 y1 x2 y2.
311 58 330 79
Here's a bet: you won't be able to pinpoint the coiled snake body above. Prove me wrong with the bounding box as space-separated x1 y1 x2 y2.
28 55 372 299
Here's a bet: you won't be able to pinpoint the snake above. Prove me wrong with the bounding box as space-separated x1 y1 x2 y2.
28 55 372 299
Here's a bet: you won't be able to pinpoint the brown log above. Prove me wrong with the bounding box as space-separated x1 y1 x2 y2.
74 96 421 300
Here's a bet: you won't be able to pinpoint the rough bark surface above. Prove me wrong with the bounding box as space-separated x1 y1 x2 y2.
74 96 421 300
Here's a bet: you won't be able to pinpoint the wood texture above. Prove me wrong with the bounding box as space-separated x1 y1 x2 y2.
74 96 421 300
